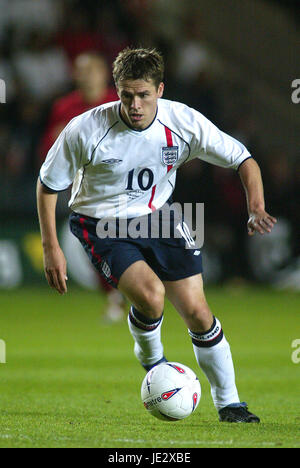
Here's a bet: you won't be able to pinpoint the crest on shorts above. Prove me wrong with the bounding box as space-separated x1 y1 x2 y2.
161 146 178 166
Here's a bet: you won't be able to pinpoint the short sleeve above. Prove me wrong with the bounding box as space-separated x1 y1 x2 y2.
39 118 82 192
187 108 252 170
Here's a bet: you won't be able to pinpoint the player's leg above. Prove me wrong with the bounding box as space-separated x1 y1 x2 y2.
69 212 166 370
163 273 240 411
118 260 166 370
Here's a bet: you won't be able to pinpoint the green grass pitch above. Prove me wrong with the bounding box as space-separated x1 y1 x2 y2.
0 285 299 448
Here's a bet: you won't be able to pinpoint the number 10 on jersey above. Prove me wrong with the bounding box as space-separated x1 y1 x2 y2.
126 168 154 191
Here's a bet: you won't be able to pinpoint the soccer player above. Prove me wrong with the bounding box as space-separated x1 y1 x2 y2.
37 47 277 423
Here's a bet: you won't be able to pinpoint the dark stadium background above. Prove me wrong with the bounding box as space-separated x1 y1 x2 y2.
0 0 299 292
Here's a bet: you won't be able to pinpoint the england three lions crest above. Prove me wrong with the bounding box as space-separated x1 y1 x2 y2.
161 146 178 166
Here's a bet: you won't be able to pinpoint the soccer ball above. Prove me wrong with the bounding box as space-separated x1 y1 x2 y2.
141 362 201 421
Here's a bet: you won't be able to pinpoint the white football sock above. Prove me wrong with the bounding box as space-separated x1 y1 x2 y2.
128 306 164 368
189 317 240 410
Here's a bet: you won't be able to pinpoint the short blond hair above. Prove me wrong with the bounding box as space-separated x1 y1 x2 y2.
113 47 164 89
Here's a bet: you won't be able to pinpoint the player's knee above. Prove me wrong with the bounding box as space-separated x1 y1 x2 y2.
184 301 213 332
135 281 165 319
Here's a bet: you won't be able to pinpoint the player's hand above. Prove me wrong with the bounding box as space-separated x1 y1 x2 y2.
247 210 277 236
43 245 68 295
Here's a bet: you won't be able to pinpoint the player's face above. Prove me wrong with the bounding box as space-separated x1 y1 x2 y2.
117 79 164 130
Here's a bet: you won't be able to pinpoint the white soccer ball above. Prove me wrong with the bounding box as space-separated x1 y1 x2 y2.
141 362 201 421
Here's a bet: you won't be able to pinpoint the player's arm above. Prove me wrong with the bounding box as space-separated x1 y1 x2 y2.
36 178 68 295
185 107 277 236
238 158 277 236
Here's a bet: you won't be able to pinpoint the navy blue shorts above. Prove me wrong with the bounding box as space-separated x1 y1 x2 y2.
69 210 203 289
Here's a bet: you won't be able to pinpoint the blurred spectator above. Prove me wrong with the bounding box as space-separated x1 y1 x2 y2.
166 66 220 125
263 149 299 254
55 3 130 67
5 98 41 179
169 13 222 123
12 30 71 103
226 111 259 152
0 125 11 174
245 150 297 285
56 7 102 63
145 0 186 44
7 0 62 38
174 18 214 85
263 149 294 219
209 165 249 281
38 51 118 163
94 6 130 67
173 159 212 206
0 0 10 45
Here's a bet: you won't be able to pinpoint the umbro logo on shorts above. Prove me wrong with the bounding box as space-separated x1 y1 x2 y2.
101 260 111 278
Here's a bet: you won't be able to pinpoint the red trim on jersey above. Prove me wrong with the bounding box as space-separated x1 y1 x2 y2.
79 217 118 286
147 125 174 212
164 126 173 147
148 185 156 212
164 126 174 172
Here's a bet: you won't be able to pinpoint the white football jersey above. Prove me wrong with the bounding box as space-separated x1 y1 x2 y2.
40 99 252 219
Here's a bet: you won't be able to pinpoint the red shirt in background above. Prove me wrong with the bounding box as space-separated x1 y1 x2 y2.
38 86 119 162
